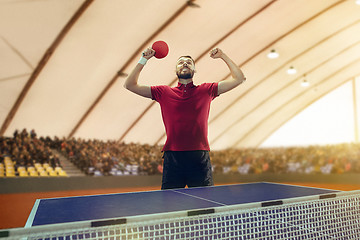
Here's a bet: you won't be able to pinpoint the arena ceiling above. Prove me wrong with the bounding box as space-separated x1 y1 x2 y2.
1 0 360 150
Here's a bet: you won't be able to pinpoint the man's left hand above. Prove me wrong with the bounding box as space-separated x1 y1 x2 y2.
210 48 224 59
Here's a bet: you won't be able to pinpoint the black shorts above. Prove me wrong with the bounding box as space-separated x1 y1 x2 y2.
161 150 214 190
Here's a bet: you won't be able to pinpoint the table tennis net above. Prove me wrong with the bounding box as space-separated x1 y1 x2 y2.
2 190 360 240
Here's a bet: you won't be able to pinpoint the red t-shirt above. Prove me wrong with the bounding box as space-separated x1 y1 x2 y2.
151 82 219 151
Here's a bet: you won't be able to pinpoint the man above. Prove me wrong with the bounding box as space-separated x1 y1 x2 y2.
124 47 246 189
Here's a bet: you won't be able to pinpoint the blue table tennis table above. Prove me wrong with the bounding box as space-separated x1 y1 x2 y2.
19 182 360 239
25 182 338 227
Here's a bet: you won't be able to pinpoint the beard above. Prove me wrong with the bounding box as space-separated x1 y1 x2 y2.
176 68 194 79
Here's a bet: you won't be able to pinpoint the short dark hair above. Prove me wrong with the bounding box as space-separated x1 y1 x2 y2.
177 55 195 66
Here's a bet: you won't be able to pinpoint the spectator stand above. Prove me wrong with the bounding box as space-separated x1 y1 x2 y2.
0 129 68 178
2 129 360 178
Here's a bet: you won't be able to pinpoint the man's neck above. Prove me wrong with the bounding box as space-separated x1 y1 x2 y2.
178 78 193 85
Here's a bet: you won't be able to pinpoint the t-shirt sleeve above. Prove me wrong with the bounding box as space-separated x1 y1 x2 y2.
151 85 166 101
206 82 219 100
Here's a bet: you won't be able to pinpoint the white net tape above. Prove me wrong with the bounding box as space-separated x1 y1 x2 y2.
3 191 360 240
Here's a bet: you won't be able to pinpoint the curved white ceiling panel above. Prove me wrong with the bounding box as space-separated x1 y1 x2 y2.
1 0 359 149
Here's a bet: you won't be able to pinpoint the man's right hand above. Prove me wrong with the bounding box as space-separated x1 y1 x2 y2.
143 47 156 60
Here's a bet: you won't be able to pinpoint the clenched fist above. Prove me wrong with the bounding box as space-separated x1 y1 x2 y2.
142 47 156 60
209 48 224 59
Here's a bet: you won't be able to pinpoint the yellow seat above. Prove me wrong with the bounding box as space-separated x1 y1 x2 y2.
6 166 15 172
27 166 35 172
19 171 28 177
17 166 26 171
59 170 68 177
34 163 43 171
49 170 57 177
5 163 13 168
6 172 16 177
29 171 39 177
4 157 12 164
18 167 26 172
39 171 48 177
6 168 15 175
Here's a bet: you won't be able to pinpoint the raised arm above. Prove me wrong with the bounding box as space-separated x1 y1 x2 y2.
210 48 246 95
123 48 155 98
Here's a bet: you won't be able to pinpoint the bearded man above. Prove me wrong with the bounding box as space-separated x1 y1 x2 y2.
124 47 246 189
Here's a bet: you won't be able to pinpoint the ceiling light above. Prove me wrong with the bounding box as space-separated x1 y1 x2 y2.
301 79 309 87
267 49 279 59
356 0 360 5
287 66 297 75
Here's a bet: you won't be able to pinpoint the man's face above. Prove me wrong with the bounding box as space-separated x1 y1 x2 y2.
176 57 195 79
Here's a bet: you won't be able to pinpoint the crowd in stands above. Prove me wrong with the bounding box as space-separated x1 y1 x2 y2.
1 129 61 167
57 138 163 176
210 144 360 175
0 129 63 177
1 129 360 177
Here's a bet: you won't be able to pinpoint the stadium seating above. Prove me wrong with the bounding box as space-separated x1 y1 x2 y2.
0 157 68 178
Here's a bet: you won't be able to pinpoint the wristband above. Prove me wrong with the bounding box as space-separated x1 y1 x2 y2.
138 56 148 65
